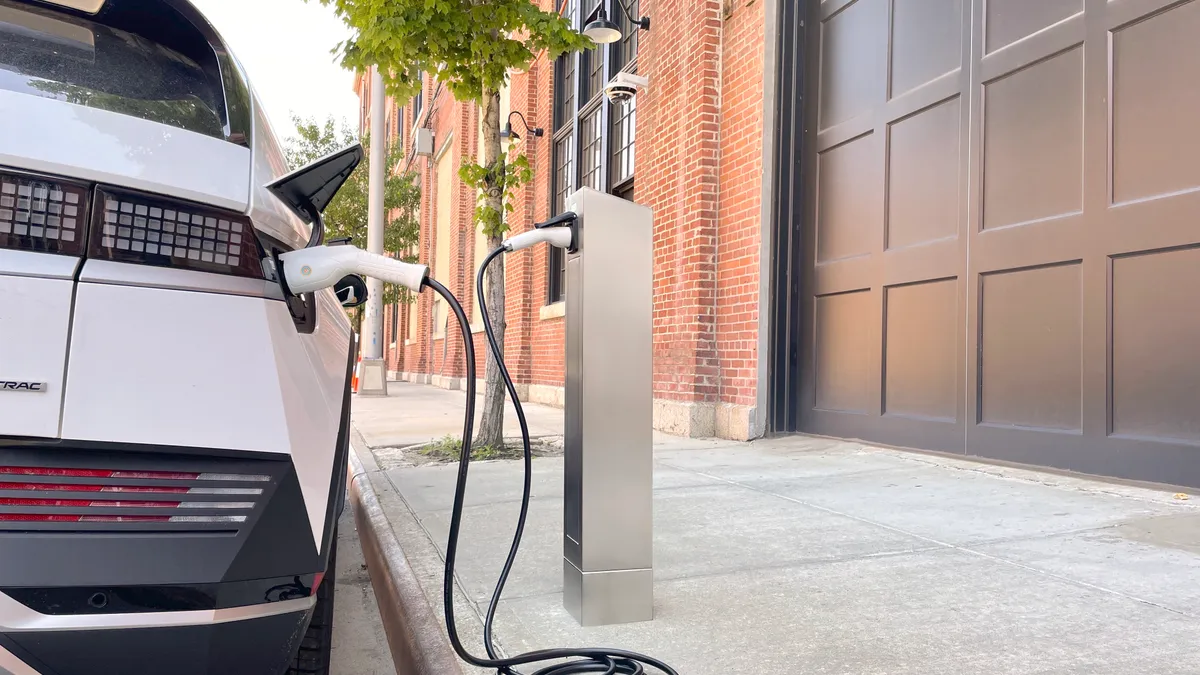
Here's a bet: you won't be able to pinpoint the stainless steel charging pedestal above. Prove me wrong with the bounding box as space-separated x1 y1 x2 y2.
562 187 654 627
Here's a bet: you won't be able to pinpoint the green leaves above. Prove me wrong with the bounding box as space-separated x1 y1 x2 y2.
307 0 589 239
286 115 421 306
459 149 532 238
309 0 590 103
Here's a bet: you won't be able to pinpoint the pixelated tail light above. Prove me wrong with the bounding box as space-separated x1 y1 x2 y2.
0 172 87 255
92 188 263 279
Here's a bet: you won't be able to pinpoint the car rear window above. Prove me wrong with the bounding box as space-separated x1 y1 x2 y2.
0 0 225 138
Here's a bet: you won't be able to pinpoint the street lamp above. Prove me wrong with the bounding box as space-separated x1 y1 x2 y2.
582 0 650 45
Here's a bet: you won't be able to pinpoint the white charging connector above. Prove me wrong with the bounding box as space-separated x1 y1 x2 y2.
502 227 573 252
278 244 429 295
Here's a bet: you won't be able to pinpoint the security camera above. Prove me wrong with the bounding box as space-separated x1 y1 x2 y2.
604 72 648 103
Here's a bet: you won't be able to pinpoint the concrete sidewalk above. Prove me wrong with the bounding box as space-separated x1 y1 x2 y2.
352 382 1200 674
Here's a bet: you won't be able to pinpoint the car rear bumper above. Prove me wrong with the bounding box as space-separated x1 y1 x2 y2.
0 442 337 675
0 603 313 675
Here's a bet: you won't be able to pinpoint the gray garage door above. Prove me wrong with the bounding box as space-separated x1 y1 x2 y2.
799 0 1200 486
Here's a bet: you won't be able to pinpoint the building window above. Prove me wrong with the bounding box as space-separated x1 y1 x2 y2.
610 96 635 186
549 135 574 303
412 72 425 126
581 32 605 102
390 298 399 345
554 54 575 131
579 110 603 190
612 0 639 72
433 145 453 337
547 0 639 304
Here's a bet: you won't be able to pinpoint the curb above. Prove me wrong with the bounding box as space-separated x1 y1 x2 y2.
347 442 465 675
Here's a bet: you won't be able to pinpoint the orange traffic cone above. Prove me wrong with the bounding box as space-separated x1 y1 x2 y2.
352 355 362 393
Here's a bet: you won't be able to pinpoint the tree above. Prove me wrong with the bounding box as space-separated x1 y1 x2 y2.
285 115 421 332
314 0 590 450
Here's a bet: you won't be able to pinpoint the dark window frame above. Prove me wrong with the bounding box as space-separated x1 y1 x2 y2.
412 72 425 127
548 0 639 304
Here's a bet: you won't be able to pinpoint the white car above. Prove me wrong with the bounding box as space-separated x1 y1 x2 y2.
0 1 356 673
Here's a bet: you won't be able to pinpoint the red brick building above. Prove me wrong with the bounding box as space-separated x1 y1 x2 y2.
355 0 771 440
354 0 1200 488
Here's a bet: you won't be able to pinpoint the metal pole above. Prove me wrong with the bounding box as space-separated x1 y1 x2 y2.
359 65 389 395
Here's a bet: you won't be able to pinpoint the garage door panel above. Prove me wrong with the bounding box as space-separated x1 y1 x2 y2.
1111 0 1200 205
1111 246 1200 444
818 0 887 131
979 17 1086 84
982 46 1085 231
884 279 958 421
978 263 1083 431
887 97 961 250
818 0 858 19
798 0 1200 487
890 0 964 98
816 133 880 263
1107 0 1197 32
813 289 877 414
816 116 876 153
882 238 960 287
812 255 873 296
970 215 1085 273
803 410 964 455
1105 192 1200 253
966 426 1200 487
984 0 1084 54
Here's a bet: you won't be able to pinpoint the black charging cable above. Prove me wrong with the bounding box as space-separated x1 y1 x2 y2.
423 260 677 675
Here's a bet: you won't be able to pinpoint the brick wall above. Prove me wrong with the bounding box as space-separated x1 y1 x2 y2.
639 0 724 408
364 0 767 438
716 0 765 409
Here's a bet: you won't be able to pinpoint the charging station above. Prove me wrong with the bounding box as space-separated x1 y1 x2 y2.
562 188 655 627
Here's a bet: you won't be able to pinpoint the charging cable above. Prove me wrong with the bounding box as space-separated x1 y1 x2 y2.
447 214 676 675
276 234 676 674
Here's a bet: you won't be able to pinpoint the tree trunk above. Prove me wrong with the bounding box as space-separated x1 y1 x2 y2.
475 88 507 451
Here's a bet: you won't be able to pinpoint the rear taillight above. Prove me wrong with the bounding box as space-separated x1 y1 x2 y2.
0 465 271 526
0 170 89 256
90 186 264 279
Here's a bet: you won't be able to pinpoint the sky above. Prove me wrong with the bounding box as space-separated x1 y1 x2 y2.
190 0 361 143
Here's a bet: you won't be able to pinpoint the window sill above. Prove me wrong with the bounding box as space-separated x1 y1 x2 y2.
404 339 414 346
471 323 486 334
540 302 565 321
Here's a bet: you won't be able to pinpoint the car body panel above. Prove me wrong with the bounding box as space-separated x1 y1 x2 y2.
1 0 352 670
0 90 251 213
0 261 75 437
0 642 39 675
245 81 311 253
59 283 349 548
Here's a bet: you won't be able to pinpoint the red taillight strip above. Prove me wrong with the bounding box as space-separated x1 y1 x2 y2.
0 483 106 492
0 498 182 507
0 498 251 508
0 468 113 478
0 483 263 496
0 514 247 523
0 467 270 482
0 514 85 522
